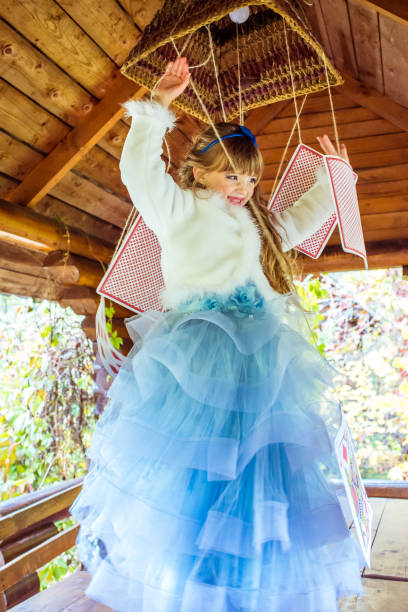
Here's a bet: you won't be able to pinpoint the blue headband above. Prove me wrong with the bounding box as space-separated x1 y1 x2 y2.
200 125 258 154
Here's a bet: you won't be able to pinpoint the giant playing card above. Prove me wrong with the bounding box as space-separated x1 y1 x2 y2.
97 215 164 314
335 411 373 566
269 144 367 266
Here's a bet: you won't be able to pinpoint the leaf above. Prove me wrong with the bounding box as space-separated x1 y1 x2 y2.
105 305 115 319
40 326 52 338
111 335 123 349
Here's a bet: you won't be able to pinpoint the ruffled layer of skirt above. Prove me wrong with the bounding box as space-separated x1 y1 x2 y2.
70 287 364 611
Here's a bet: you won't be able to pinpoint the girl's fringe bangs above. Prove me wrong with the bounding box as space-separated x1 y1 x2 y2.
202 137 264 181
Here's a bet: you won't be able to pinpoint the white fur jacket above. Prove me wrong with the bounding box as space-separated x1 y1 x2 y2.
120 100 334 308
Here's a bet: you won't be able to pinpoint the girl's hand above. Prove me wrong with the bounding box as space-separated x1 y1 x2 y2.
153 57 190 108
316 134 350 164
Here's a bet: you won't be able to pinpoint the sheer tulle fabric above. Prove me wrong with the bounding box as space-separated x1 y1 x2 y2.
70 285 364 611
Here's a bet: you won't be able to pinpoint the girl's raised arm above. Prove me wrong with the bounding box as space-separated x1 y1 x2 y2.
119 58 193 239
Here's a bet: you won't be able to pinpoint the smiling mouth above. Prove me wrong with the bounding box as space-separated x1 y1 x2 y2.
227 196 245 206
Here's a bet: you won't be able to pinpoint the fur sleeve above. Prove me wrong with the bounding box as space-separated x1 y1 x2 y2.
119 100 194 237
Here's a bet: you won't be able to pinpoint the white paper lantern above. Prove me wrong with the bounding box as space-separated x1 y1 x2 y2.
229 6 250 24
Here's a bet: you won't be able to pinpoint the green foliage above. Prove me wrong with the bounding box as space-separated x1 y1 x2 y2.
298 269 408 480
0 294 98 589
294 275 328 355
0 295 97 496
105 302 123 349
38 545 80 589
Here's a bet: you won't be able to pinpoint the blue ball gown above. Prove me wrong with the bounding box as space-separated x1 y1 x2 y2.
70 283 364 611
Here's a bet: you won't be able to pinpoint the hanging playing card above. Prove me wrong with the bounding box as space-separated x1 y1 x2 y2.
97 215 164 314
334 411 373 566
269 143 367 267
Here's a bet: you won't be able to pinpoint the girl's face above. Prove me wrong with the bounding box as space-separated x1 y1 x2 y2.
193 168 257 206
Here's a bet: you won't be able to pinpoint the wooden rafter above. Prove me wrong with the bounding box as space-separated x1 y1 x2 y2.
340 74 408 132
354 0 408 27
5 73 146 208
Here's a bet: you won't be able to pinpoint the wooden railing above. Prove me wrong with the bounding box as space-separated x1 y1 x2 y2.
0 478 407 609
0 478 83 610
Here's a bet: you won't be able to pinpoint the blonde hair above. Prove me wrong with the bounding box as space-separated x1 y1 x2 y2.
178 123 297 294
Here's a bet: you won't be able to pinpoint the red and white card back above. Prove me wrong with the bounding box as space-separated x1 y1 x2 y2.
97 216 164 314
269 144 367 266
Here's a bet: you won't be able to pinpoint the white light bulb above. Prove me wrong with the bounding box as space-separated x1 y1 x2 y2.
229 6 250 24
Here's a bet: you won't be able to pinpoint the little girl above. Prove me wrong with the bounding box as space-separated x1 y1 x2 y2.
71 57 364 611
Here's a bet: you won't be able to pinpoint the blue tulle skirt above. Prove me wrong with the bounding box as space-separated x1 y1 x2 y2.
70 283 364 611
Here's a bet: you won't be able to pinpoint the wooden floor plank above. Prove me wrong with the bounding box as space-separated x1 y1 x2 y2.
10 571 112 611
365 499 408 579
366 498 386 544
339 577 408 611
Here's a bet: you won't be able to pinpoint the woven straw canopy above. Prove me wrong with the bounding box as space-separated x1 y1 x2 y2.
121 1 342 124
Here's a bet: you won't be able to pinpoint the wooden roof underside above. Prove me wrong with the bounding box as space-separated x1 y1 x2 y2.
0 0 408 331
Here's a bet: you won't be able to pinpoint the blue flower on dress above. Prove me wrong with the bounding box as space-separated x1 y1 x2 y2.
203 296 223 311
229 283 264 314
178 283 265 316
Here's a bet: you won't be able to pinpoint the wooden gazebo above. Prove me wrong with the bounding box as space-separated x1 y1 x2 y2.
0 0 407 609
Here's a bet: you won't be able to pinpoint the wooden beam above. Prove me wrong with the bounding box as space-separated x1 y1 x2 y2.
43 250 104 288
298 240 408 273
354 0 408 27
0 242 48 278
0 19 95 126
33 196 121 246
0 268 61 301
5 74 146 207
314 0 359 78
341 73 408 132
348 0 384 93
0 200 113 263
380 12 408 109
58 286 100 315
358 163 408 183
